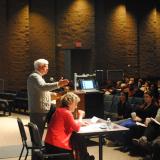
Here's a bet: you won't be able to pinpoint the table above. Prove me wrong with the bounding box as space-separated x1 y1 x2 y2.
78 119 129 160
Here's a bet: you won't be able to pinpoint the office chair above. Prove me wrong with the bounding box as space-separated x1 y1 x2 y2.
28 122 73 160
17 117 33 160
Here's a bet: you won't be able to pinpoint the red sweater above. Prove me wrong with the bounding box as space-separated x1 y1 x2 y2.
45 107 81 150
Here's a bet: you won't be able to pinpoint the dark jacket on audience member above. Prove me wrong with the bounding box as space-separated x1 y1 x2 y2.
135 102 158 122
117 101 132 119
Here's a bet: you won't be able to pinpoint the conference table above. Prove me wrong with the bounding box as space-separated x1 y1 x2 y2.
78 118 129 160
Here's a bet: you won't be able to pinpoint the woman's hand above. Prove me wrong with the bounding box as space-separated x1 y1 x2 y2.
132 116 142 122
79 121 90 126
144 118 151 127
78 110 85 120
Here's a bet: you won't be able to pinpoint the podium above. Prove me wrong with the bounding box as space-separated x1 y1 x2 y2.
74 91 104 118
51 90 104 119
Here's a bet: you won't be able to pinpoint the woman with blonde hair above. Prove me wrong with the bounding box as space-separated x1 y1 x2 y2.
45 92 94 160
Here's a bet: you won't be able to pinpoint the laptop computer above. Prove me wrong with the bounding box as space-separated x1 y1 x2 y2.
79 79 99 92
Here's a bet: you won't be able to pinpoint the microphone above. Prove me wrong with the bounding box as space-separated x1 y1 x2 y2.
50 77 55 82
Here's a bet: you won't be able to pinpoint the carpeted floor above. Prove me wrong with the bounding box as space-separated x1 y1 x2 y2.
0 113 30 159
0 145 31 159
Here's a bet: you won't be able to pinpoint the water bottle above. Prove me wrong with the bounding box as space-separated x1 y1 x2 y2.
106 118 111 129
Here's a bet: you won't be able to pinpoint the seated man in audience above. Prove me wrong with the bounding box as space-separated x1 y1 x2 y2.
45 92 95 160
133 85 144 98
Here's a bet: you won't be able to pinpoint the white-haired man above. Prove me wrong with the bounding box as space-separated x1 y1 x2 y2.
27 58 69 139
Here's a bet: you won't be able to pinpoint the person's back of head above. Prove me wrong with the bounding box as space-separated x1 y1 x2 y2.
60 92 80 108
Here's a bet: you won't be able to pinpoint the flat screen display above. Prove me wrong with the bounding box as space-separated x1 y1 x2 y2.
80 80 96 90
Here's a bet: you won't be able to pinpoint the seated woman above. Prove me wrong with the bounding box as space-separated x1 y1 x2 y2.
135 91 158 122
121 91 158 128
45 92 94 160
118 91 158 152
132 108 160 160
116 91 132 120
106 92 131 143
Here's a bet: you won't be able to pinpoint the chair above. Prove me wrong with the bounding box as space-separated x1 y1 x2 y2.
17 117 33 160
28 122 73 160
15 90 28 113
45 105 56 124
0 99 13 116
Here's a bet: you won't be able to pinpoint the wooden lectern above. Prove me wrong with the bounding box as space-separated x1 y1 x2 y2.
51 90 104 119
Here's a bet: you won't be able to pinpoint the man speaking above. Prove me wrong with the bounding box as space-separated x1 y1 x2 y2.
27 58 69 139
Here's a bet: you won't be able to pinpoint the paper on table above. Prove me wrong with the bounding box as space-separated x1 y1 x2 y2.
136 122 146 127
79 123 106 133
90 116 99 123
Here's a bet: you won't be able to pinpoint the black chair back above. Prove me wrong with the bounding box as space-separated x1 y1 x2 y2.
17 117 27 142
17 117 33 160
28 122 43 148
45 105 56 124
28 122 73 160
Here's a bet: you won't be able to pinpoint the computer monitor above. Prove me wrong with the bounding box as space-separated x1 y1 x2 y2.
79 79 98 90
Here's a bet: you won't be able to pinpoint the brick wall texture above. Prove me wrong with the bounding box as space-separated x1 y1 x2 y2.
0 0 159 90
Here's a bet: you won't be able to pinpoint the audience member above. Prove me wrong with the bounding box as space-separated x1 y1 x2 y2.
132 108 160 160
118 91 158 152
120 91 158 128
140 81 150 93
116 91 132 120
133 85 144 98
150 82 159 99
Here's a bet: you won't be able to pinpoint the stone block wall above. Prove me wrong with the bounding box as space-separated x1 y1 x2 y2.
0 0 160 90
95 0 160 79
